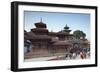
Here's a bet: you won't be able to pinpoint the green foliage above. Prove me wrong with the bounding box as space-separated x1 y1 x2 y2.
73 30 86 39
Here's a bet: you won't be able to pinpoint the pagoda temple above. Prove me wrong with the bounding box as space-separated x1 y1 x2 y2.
24 20 90 59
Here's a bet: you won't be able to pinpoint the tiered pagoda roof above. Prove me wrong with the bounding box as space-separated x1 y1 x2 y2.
35 21 47 28
31 19 49 35
63 24 71 33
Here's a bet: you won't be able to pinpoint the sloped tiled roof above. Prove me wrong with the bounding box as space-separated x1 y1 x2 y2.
53 41 72 46
25 32 51 40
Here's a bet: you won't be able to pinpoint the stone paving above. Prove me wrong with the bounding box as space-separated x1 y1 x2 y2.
25 53 90 62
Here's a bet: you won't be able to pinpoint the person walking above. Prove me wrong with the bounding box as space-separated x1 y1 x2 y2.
80 51 87 59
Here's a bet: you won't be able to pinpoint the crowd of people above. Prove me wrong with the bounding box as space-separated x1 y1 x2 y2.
65 48 90 60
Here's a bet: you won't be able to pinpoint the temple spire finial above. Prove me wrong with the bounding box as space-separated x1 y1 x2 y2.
40 17 42 22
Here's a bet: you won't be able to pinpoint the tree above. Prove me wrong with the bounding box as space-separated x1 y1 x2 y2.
73 30 86 39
